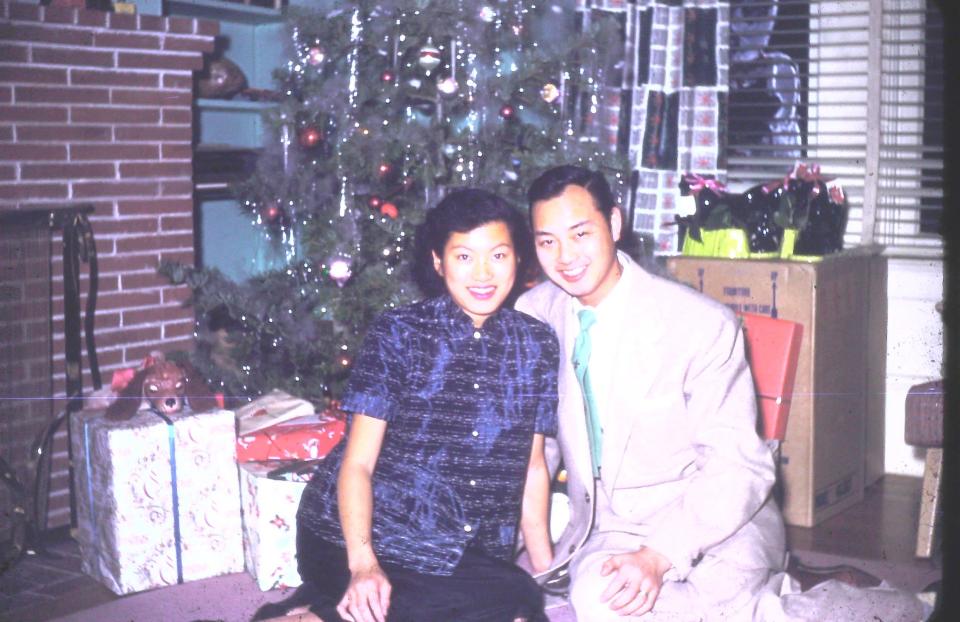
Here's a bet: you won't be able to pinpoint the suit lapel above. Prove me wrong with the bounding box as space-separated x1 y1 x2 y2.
596 258 668 494
599 335 659 495
539 257 673 496
554 294 597 491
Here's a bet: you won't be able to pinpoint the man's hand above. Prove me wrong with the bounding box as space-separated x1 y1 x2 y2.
337 563 391 622
598 546 673 617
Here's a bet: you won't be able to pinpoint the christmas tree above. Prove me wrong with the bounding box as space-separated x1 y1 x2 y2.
163 0 628 405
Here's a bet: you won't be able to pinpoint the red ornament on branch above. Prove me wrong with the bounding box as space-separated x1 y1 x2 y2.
261 203 282 222
306 46 325 67
368 195 383 209
380 202 399 219
499 104 516 119
298 126 323 148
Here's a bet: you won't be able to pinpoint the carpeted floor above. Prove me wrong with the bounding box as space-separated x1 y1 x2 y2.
0 537 940 622
0 475 943 622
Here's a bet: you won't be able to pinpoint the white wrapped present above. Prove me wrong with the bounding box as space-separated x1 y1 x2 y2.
235 389 316 436
70 408 244 595
239 461 313 591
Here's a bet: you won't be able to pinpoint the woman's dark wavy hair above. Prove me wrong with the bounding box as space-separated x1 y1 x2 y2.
413 188 534 302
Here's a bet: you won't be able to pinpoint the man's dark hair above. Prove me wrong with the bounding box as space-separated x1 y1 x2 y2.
527 165 617 222
413 188 534 299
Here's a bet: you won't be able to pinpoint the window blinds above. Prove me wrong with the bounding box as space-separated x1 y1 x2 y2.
726 0 943 256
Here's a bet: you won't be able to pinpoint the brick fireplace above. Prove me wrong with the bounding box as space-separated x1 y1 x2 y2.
0 1 216 534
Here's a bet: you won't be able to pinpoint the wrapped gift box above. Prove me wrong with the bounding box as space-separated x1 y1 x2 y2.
236 413 346 462
235 389 316 436
70 408 244 595
240 461 315 590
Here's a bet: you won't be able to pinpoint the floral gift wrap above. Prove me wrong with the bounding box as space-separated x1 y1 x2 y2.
70 408 244 595
239 461 314 591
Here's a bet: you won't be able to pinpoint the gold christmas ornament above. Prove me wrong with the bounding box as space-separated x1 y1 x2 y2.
540 83 560 103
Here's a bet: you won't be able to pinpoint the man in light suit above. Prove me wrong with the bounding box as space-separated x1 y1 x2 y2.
515 165 788 620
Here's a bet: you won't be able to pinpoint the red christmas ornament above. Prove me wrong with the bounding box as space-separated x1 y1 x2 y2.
401 176 414 190
381 69 395 82
299 126 323 148
368 195 383 209
377 162 393 178
261 203 281 222
380 202 399 219
499 104 515 119
306 46 325 66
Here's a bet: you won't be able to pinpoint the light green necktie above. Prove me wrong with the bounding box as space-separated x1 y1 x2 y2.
573 308 602 478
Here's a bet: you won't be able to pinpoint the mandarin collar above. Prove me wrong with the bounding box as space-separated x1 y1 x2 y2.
434 294 505 338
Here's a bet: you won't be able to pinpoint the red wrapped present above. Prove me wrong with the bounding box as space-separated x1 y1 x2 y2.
236 412 346 462
740 313 804 441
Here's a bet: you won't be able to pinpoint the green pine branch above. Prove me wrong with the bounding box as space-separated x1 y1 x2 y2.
166 1 628 403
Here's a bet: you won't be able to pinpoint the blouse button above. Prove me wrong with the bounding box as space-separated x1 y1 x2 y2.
472 430 479 437
469 479 477 486
473 331 482 339
473 382 480 389
464 524 473 533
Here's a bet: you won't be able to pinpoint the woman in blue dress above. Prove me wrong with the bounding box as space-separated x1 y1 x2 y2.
255 188 559 622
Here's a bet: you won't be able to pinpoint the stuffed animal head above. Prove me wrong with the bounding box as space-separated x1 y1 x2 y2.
141 360 189 415
105 355 218 421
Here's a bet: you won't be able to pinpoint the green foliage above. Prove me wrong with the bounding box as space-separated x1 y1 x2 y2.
171 1 628 403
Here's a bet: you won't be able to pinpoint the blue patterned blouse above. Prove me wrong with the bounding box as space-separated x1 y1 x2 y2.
297 295 559 575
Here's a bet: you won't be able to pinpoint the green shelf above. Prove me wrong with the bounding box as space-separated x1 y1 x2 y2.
196 98 277 111
166 0 283 24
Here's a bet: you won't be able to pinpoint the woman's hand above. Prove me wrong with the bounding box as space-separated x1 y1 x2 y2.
337 562 392 622
336 414 390 621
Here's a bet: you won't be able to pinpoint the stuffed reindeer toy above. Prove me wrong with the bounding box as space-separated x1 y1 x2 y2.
105 353 219 421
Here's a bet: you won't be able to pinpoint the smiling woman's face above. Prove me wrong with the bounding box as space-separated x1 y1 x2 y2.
432 220 517 327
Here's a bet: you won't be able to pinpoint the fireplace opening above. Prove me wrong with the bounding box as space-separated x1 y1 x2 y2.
1 205 98 562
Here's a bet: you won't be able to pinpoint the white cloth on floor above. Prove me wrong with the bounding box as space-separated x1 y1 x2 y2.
755 572 933 622
542 567 931 621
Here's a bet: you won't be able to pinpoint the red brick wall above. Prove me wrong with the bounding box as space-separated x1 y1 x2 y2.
0 1 216 529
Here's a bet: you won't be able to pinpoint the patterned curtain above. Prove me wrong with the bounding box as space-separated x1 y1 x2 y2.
584 0 729 255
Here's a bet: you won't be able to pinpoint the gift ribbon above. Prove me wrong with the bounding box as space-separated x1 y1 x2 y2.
83 412 185 586
682 172 726 195
758 162 846 210
110 367 137 392
154 411 185 585
110 354 158 392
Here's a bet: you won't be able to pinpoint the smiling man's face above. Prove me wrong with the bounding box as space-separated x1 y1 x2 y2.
531 184 623 307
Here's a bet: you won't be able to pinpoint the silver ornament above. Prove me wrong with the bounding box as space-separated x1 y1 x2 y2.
418 41 441 71
437 76 459 95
